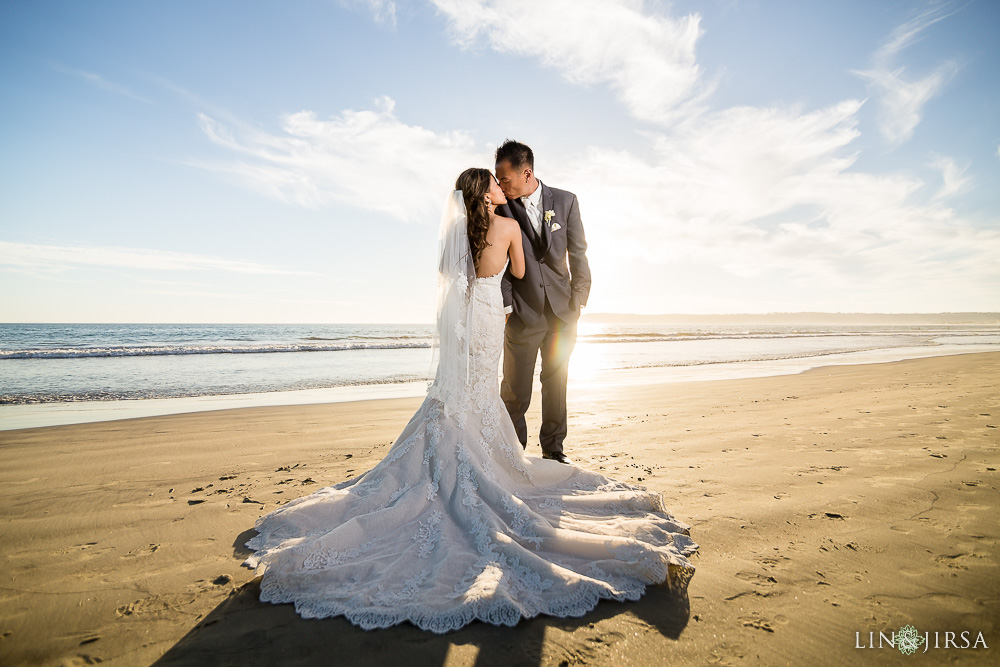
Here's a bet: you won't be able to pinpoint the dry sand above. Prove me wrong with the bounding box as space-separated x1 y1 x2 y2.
1 352 997 666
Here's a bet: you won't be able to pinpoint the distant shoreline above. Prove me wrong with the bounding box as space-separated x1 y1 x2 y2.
2 313 999 326
581 312 1000 325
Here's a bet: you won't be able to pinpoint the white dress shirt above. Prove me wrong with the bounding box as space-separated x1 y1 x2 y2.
521 182 543 236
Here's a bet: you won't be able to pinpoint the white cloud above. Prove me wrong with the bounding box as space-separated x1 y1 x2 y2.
194 97 487 222
185 2 996 314
854 3 959 145
874 2 958 60
419 0 995 309
189 89 999 312
552 99 1000 312
430 0 709 125
0 241 319 276
855 62 956 145
929 154 971 200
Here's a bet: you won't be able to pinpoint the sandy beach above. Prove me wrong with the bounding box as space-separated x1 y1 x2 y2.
1 352 997 665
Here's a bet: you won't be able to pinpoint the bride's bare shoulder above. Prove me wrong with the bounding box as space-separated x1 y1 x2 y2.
492 214 519 234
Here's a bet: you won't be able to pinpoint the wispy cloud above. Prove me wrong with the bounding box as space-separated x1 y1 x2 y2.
929 154 971 200
188 85 999 311
151 75 244 124
0 241 320 276
185 1 995 313
50 63 151 104
430 0 710 126
339 0 397 27
874 1 958 59
553 99 1000 312
854 2 959 145
193 96 487 222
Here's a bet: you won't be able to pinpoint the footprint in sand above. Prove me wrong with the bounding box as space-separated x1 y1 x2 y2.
116 598 169 617
735 571 778 584
707 641 747 665
187 575 235 595
731 570 779 599
933 552 984 570
555 630 628 665
739 611 788 633
755 553 792 569
55 542 115 558
122 544 159 558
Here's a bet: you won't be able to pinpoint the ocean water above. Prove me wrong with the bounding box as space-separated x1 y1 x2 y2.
0 324 436 403
2 322 998 429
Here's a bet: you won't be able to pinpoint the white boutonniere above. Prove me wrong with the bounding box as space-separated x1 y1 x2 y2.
544 209 555 223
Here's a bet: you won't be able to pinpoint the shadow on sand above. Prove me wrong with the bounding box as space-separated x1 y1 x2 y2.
153 529 693 666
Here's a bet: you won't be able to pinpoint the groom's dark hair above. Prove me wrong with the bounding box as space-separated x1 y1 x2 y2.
495 139 534 170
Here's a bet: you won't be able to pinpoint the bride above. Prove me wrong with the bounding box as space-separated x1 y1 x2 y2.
243 168 698 633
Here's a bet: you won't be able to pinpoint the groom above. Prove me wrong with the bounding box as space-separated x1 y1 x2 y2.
494 139 591 465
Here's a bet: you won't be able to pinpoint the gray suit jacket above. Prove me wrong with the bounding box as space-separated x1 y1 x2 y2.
499 181 591 326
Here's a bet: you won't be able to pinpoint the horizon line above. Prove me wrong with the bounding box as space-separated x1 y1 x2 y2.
2 311 999 326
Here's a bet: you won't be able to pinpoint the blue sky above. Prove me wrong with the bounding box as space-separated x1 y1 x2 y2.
1 0 998 322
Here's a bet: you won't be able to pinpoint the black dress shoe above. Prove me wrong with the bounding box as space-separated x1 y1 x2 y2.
542 452 572 465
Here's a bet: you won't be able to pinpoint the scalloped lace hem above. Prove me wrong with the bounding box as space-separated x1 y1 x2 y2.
253 560 695 634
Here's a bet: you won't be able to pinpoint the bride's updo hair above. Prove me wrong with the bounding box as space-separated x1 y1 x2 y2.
455 168 492 270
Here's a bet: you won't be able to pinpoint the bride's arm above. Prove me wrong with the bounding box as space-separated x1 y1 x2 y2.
506 219 525 279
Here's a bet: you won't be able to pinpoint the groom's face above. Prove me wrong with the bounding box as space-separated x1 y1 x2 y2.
495 160 531 199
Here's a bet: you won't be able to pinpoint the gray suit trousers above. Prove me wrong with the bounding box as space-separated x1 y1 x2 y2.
500 301 578 454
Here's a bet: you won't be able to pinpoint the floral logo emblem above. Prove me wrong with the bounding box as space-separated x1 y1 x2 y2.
896 625 926 655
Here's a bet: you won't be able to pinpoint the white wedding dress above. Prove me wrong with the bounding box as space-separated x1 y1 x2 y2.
243 261 699 633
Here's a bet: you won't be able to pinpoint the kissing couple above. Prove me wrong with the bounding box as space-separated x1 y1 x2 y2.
243 139 698 633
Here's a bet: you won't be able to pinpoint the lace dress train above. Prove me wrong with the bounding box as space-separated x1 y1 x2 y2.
243 269 698 633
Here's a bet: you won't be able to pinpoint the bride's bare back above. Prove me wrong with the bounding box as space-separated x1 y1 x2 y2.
477 214 526 279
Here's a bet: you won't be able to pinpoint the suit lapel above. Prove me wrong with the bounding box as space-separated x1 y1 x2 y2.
538 182 553 255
